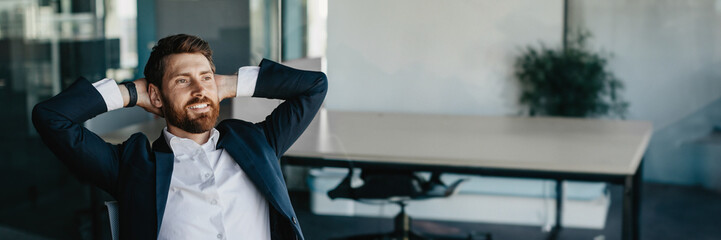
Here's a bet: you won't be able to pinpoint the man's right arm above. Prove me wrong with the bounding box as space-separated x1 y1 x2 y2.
32 78 150 196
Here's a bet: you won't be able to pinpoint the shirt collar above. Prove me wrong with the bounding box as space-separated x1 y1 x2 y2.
162 127 220 157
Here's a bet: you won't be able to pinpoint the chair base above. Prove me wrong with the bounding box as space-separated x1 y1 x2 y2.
337 231 492 240
332 202 492 240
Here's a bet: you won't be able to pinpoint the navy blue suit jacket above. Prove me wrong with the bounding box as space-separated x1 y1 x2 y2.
32 59 327 240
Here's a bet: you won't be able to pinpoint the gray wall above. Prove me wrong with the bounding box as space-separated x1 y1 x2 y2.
568 0 721 185
325 0 564 116
155 0 252 73
568 0 721 130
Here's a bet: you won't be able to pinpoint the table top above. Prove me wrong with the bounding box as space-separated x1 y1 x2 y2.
286 110 653 176
101 110 653 176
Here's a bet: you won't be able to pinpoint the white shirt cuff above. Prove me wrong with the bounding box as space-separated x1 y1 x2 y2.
236 66 259 97
92 78 124 111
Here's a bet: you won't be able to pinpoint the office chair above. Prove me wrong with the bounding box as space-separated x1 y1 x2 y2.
328 168 491 240
105 201 119 240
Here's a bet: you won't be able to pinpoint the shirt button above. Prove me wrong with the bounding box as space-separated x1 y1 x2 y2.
204 173 211 178
216 233 223 239
292 217 297 224
210 199 218 205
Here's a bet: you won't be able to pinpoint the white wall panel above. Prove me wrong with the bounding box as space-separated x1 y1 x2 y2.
325 0 563 116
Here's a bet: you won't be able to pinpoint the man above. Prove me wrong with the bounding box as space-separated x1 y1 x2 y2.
32 34 327 240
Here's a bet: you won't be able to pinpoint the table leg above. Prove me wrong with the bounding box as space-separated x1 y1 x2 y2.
622 160 643 240
634 160 643 240
548 179 563 240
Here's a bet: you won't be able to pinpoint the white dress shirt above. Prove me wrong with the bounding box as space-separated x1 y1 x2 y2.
93 67 271 240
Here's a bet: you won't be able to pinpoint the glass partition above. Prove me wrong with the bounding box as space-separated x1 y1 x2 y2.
0 0 137 238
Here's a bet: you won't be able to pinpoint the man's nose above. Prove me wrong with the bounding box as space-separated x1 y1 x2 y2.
189 78 206 96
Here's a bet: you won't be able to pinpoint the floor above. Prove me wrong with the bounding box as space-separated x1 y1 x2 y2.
294 182 721 240
0 182 720 240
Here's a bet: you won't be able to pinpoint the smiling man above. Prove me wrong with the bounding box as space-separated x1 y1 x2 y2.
32 34 327 240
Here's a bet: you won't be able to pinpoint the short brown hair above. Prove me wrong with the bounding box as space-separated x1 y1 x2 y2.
144 34 215 88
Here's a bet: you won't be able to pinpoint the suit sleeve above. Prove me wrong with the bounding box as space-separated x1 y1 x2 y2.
253 59 328 158
32 78 121 195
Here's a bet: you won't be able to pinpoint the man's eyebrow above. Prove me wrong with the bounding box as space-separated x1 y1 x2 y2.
168 72 191 79
169 71 213 78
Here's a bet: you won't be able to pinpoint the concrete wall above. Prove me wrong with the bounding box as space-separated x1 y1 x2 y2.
568 0 721 130
325 0 564 115
568 0 721 184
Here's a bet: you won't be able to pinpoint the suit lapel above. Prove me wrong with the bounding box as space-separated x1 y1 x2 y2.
152 134 174 235
217 128 288 218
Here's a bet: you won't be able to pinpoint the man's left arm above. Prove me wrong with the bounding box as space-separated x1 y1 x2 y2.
218 59 327 157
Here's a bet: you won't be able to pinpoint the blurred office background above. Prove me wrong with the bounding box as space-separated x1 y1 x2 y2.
0 0 720 239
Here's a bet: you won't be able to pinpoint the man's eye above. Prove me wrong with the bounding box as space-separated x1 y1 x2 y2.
204 76 212 81
177 79 188 83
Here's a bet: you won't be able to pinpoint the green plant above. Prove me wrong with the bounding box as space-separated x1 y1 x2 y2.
514 31 628 118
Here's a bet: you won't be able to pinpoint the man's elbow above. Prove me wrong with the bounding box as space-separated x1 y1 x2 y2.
316 72 328 93
31 103 46 132
31 102 56 134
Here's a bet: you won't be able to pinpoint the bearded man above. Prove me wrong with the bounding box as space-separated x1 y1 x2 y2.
32 34 327 240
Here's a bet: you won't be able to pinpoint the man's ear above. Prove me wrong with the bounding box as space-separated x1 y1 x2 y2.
148 83 163 108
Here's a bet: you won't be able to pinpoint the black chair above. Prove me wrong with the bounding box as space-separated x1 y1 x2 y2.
105 201 119 240
327 168 491 240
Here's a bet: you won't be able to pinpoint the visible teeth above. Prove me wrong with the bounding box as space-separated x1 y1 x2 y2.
189 104 208 109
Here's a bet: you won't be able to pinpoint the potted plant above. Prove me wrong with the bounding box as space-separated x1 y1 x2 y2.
514 31 628 118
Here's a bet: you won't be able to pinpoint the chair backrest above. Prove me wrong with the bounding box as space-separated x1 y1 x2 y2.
105 201 120 240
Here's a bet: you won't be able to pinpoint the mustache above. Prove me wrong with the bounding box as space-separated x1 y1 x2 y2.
185 97 214 108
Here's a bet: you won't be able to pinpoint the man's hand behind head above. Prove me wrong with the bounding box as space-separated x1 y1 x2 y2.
125 78 164 117
215 74 238 101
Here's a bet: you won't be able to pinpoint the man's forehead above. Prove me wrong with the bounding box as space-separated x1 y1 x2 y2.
163 53 213 78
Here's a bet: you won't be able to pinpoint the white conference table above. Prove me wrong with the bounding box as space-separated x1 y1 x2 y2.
101 110 652 240
282 110 652 240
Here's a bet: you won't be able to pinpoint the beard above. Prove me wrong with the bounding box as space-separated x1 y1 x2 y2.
161 95 220 134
